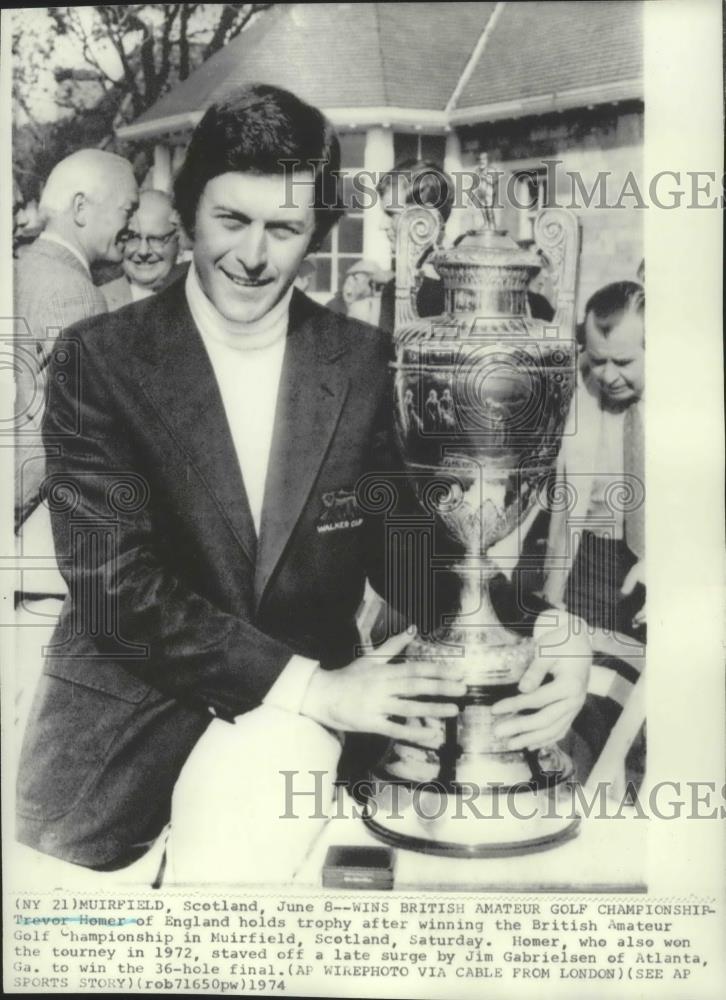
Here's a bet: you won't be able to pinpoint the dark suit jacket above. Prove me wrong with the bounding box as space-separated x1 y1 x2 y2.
101 262 189 312
378 274 444 335
14 238 108 528
16 283 410 869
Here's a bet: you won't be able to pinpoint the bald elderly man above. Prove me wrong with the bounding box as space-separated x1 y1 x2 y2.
14 149 138 529
102 189 184 311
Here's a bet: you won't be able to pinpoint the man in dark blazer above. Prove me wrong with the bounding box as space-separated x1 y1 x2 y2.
17 86 589 880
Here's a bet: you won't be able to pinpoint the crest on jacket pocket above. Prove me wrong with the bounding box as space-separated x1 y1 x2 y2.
317 489 363 533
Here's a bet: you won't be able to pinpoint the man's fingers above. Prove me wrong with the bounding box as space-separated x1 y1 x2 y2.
517 651 550 694
371 629 416 660
505 722 571 752
491 682 575 715
388 677 468 699
493 700 574 740
386 697 461 719
379 720 445 748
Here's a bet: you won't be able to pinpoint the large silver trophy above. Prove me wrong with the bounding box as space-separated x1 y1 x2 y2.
364 161 581 856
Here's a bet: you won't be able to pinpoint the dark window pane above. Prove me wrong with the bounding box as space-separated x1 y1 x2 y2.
338 215 364 253
337 256 359 288
339 132 366 168
394 132 419 164
420 134 446 165
393 132 447 170
317 229 333 253
310 256 332 292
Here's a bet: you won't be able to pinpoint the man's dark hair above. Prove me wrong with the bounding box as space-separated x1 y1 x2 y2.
581 280 645 342
174 83 343 250
376 159 455 223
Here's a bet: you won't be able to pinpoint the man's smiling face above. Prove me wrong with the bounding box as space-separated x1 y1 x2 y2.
122 193 179 289
192 171 316 324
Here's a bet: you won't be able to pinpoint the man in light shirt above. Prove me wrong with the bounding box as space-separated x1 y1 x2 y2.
542 281 646 637
17 86 590 882
102 189 183 310
345 259 390 326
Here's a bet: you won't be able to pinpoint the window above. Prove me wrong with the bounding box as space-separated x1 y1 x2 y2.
512 168 548 242
393 132 446 165
309 132 365 298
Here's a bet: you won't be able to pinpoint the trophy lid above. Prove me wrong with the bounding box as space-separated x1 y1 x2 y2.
431 155 541 317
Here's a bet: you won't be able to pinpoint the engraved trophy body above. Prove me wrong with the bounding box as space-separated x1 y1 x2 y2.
364 163 582 856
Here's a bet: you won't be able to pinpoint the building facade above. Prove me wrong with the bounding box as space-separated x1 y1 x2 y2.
117 1 643 313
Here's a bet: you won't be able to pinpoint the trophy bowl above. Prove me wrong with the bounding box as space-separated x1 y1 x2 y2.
363 184 583 856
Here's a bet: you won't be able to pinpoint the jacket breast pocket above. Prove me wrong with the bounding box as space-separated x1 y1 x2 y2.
42 656 152 703
17 659 152 822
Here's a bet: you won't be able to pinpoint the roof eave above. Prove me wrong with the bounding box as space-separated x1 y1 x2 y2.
116 106 450 142
325 106 448 131
116 110 203 142
449 78 644 126
116 80 643 143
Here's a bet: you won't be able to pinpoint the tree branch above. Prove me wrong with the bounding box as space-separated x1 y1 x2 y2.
65 7 119 90
157 3 182 97
178 3 194 80
97 6 146 113
203 3 272 58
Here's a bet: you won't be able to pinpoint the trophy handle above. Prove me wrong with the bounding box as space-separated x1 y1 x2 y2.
394 205 442 335
533 207 581 336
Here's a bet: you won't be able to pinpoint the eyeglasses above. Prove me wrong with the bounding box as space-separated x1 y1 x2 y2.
119 230 177 253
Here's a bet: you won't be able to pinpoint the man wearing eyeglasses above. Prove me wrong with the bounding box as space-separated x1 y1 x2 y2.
102 189 184 310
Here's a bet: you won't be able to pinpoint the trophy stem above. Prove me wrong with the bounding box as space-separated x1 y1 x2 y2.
363 554 579 857
452 555 516 643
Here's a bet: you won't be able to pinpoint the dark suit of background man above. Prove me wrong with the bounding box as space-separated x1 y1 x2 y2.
14 149 138 531
17 85 588 884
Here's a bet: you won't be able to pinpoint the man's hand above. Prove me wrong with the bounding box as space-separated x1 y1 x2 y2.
490 613 591 751
621 559 646 627
300 631 467 749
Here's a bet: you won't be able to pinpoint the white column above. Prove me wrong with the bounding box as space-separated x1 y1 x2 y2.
363 125 395 269
444 129 466 244
152 143 172 192
171 143 188 175
444 129 463 175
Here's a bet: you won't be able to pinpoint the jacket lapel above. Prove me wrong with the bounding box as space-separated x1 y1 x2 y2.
254 292 350 609
136 290 258 565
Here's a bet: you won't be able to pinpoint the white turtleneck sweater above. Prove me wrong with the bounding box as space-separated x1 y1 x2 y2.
185 264 318 716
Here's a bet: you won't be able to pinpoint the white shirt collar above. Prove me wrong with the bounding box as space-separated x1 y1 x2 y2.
185 261 292 351
40 231 90 273
129 281 154 302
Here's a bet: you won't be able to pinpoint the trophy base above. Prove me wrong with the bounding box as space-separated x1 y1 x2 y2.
361 779 581 858
360 619 582 858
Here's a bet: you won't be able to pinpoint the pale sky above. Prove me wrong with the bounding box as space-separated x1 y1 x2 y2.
13 5 220 124
13 6 148 124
